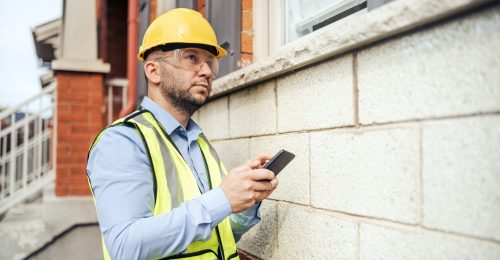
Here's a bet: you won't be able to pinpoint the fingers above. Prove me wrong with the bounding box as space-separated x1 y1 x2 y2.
245 159 261 169
230 163 252 173
270 178 279 190
254 191 268 202
245 154 273 169
248 168 275 181
254 153 273 165
255 178 279 202
252 180 274 191
253 188 276 202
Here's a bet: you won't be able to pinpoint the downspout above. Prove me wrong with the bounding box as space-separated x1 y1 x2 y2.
120 0 138 117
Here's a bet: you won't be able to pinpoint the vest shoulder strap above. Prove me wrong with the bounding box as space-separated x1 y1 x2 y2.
87 109 158 201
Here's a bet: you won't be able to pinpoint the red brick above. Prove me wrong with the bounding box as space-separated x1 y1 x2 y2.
240 53 253 68
58 113 88 123
197 0 205 9
68 186 92 196
241 32 253 53
150 0 157 22
55 186 68 196
70 166 88 175
57 103 71 112
58 92 89 102
89 94 105 105
57 145 71 155
65 145 89 157
70 124 101 135
242 10 253 32
242 0 252 10
56 166 70 176
103 1 128 78
69 145 92 156
56 71 105 197
56 176 87 185
58 156 87 164
57 124 71 134
59 133 93 143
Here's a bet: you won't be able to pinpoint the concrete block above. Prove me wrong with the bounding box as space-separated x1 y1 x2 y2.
360 223 500 260
310 127 419 223
31 225 104 260
229 81 276 138
191 110 200 125
358 7 500 124
250 133 309 205
42 197 98 231
0 218 46 260
422 115 500 241
212 138 250 171
0 197 99 260
197 96 229 140
237 201 278 260
277 55 354 132
276 203 357 259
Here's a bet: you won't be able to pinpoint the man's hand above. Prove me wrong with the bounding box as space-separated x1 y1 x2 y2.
219 154 279 213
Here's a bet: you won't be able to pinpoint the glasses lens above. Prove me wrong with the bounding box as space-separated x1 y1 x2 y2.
178 48 218 76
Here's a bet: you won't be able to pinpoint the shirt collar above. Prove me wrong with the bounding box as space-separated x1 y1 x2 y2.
140 97 203 140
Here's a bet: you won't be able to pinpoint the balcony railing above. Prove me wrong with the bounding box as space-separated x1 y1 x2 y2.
0 82 57 215
105 78 128 124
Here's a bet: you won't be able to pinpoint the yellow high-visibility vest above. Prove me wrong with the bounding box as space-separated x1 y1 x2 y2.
88 110 239 260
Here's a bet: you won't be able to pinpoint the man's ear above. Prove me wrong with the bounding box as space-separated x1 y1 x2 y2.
144 60 161 85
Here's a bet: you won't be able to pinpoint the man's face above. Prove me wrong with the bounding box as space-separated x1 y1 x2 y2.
156 48 215 115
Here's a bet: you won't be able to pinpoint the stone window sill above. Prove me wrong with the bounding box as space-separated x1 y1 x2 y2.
211 0 490 98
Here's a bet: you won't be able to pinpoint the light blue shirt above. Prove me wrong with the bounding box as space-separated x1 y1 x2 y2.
87 97 260 260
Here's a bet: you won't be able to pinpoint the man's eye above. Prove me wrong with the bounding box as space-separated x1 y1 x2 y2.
186 54 198 62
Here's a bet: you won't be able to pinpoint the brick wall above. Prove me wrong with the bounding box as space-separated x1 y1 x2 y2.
197 0 206 16
103 0 127 79
195 0 253 68
197 5 500 259
240 0 253 67
56 72 105 196
150 0 157 22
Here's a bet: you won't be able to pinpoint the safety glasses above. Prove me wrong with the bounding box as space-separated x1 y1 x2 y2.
154 48 219 77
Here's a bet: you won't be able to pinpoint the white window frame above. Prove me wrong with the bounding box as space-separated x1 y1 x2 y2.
293 0 367 34
253 0 283 62
253 0 369 61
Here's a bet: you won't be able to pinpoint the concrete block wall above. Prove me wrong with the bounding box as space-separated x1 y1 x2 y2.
198 5 500 259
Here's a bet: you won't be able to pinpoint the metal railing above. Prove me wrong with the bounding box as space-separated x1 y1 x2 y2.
105 78 128 124
0 82 57 215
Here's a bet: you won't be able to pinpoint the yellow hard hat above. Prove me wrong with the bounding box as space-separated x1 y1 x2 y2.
137 8 228 62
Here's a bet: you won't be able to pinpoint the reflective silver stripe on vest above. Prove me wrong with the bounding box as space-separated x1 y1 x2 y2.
199 134 225 180
134 115 184 208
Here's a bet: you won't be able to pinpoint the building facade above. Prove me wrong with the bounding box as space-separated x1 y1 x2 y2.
2 0 499 259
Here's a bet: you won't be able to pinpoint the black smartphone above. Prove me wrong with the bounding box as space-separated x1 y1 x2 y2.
263 150 295 176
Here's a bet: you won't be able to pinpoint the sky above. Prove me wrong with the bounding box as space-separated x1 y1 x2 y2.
0 0 62 108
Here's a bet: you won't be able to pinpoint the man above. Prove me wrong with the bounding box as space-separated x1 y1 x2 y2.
87 8 278 260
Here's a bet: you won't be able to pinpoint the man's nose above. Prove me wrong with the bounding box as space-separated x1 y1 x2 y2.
197 62 213 78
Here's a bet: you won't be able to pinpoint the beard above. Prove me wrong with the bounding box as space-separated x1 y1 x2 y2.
158 65 208 116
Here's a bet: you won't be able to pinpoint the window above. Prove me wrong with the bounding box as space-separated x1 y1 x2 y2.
254 0 392 61
283 0 367 44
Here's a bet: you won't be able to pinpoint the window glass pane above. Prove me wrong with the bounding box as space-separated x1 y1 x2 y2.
284 0 367 44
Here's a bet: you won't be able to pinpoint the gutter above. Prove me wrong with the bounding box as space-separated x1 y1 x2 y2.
120 0 139 117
